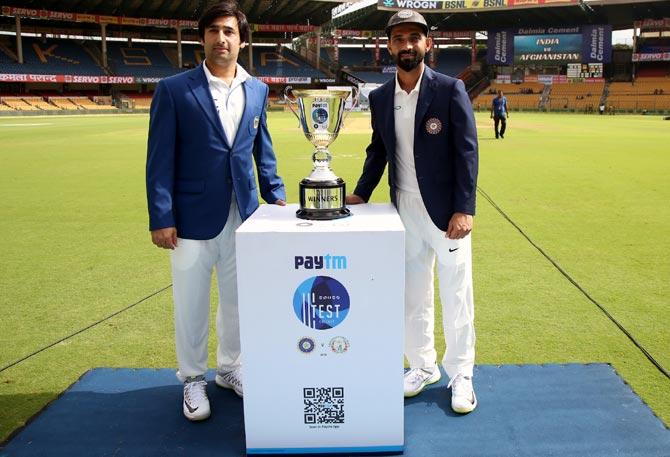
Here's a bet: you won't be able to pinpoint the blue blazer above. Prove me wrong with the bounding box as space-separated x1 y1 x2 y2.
352 66 478 231
146 64 285 240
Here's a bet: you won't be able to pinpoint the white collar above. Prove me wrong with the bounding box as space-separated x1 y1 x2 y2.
202 60 252 88
394 65 425 95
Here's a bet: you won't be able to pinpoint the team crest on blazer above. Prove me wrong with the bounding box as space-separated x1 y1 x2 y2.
426 118 442 135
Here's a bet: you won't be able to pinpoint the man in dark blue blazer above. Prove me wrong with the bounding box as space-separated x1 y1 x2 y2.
347 10 479 414
146 1 285 421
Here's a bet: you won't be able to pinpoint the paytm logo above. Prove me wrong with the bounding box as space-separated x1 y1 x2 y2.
295 255 347 270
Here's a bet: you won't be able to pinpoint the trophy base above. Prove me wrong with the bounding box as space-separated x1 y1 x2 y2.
296 207 351 220
297 178 351 221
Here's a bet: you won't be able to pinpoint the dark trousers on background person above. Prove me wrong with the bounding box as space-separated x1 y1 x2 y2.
494 115 506 139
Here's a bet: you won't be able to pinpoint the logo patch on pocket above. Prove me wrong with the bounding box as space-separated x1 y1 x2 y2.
426 118 442 135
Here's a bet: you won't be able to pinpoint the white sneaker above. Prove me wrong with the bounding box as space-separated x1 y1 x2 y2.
404 365 441 397
215 367 243 397
182 375 210 421
448 373 477 414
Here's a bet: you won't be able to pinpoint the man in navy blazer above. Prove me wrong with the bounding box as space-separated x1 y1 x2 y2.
347 10 479 414
146 1 285 421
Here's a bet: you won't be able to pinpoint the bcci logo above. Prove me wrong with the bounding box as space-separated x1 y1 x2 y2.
293 276 350 330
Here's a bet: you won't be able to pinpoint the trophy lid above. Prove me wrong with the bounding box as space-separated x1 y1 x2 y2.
291 89 352 99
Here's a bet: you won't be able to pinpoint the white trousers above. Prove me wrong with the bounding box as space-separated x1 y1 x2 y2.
397 190 476 379
170 198 243 380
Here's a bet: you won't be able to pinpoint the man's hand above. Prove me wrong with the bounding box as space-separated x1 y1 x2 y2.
446 213 473 240
274 199 287 206
151 227 178 249
345 194 365 205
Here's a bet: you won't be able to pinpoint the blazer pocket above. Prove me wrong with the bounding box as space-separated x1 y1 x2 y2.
176 179 205 194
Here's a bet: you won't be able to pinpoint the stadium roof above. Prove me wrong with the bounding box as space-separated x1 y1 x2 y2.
1 0 669 35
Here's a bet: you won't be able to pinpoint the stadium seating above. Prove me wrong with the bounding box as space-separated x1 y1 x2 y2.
548 82 605 111
251 48 326 78
0 37 105 76
107 42 180 78
606 77 670 111
1 97 42 111
431 48 470 77
472 82 545 111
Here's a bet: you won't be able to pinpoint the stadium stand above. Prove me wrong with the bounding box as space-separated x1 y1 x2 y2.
432 48 471 77
1 97 42 111
107 42 180 78
0 37 105 76
608 77 670 111
548 81 605 111
252 47 327 78
472 82 545 111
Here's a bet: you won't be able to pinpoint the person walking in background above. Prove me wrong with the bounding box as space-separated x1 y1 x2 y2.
346 9 479 414
146 1 285 421
491 89 509 139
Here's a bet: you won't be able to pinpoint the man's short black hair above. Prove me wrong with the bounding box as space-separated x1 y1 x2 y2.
198 1 250 43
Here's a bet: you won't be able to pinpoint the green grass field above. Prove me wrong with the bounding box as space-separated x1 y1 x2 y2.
0 111 668 441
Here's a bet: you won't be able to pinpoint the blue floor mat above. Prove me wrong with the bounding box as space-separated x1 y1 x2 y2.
2 364 668 456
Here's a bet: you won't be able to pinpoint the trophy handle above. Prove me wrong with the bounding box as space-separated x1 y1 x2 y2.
283 86 301 125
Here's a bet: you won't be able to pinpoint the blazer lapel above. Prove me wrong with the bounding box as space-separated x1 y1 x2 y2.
414 66 436 136
231 80 254 150
187 64 229 146
380 81 396 160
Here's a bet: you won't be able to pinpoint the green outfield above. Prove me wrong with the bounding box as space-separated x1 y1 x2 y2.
0 111 668 441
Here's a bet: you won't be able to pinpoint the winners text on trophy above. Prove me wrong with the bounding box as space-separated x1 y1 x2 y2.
285 88 357 220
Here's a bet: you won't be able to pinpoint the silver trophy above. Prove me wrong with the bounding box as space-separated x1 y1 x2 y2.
285 87 357 220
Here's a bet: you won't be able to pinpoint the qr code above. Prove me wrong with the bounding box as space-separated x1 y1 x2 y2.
303 387 345 424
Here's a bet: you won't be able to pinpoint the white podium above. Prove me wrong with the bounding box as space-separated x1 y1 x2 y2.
236 203 405 455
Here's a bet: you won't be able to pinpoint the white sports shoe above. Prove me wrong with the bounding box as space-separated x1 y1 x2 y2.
404 365 441 397
448 373 477 414
215 367 243 397
182 375 211 421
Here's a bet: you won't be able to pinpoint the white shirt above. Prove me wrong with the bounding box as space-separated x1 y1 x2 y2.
393 67 425 194
202 60 252 147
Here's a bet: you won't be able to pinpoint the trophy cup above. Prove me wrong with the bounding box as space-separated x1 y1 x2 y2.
285 87 357 220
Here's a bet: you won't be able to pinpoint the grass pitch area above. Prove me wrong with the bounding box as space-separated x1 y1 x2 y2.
0 112 668 440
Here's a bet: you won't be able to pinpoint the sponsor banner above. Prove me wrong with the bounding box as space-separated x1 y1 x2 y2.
339 29 380 38
252 24 316 33
0 7 196 29
135 77 163 84
487 29 514 65
582 24 611 63
75 13 97 23
0 73 138 84
378 0 443 10
495 75 511 83
378 0 575 11
257 76 311 84
634 18 670 30
510 0 577 4
632 53 670 62
432 31 472 39
489 25 611 65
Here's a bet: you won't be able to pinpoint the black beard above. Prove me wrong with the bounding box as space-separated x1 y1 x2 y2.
394 51 422 72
